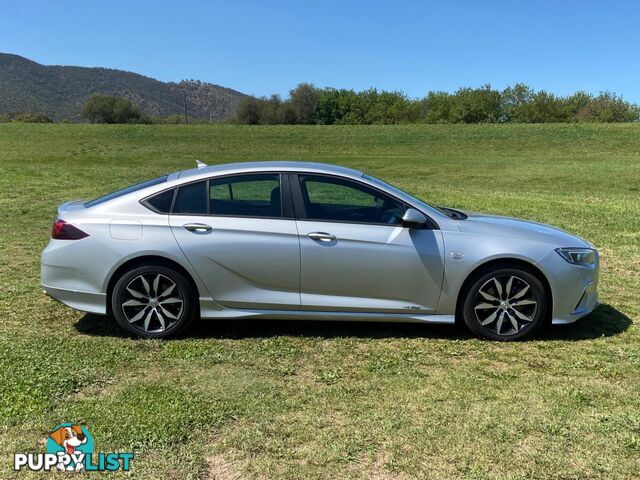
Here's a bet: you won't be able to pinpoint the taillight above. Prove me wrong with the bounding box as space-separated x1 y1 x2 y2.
52 219 89 240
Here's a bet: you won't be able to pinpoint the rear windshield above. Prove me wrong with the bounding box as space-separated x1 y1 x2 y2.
84 175 168 207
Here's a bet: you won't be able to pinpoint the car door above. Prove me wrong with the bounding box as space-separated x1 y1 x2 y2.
292 173 444 313
169 173 301 310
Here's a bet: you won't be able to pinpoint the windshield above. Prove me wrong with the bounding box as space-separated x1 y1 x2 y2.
84 175 168 207
362 174 454 218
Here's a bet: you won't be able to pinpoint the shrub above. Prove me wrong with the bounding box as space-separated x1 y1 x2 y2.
234 97 261 125
564 91 593 120
576 92 640 122
362 90 415 124
501 84 534 122
422 91 455 123
233 96 287 125
314 88 359 125
448 85 502 123
260 95 285 125
234 83 639 125
525 91 569 123
155 114 185 125
81 94 142 123
2 112 54 123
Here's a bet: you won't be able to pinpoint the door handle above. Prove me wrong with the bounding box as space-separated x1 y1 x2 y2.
307 232 336 242
183 223 212 232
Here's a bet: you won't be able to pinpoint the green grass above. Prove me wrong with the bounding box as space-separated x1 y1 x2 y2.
0 123 638 479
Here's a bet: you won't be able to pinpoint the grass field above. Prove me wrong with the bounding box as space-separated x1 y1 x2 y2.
0 123 638 479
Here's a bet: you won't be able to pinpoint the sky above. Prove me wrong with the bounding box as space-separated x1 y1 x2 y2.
2 0 640 101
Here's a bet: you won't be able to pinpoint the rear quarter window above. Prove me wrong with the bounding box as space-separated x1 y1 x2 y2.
142 188 176 213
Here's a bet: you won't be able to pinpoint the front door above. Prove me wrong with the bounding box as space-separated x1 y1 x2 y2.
293 174 444 313
169 173 301 310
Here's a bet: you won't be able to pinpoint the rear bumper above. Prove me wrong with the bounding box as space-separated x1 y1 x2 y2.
41 236 111 315
42 284 107 315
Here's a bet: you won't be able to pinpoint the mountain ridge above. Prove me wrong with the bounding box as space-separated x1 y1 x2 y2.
0 53 247 121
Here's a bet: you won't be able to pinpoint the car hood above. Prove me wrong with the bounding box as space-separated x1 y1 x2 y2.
457 211 590 247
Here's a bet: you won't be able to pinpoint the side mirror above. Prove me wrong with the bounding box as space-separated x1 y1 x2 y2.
402 208 427 229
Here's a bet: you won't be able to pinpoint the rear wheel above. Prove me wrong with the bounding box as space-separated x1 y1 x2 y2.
462 265 547 341
111 265 196 339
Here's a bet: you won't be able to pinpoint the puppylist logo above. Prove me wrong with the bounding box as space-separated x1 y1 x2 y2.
14 423 134 472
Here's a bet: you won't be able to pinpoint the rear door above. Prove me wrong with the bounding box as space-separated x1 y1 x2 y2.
169 173 301 310
292 173 444 313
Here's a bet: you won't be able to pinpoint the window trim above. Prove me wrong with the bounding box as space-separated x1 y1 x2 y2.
290 172 439 229
140 170 439 229
147 172 292 220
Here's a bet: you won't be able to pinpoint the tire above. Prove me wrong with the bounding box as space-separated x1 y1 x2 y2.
111 265 196 339
461 265 548 341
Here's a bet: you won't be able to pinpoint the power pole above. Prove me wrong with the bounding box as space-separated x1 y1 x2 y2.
183 92 188 125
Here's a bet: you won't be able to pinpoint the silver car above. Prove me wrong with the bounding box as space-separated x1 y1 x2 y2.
41 161 599 340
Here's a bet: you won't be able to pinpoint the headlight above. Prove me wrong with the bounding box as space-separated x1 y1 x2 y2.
555 247 597 267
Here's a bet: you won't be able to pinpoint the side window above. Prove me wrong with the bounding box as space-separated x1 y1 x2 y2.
209 174 282 218
299 175 405 225
143 188 175 213
174 181 207 214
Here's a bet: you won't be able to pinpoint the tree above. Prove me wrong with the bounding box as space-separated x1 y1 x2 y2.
360 90 414 124
576 92 640 122
314 88 342 125
525 91 568 123
422 91 455 123
81 94 142 123
564 91 593 120
314 88 360 125
449 85 502 123
289 83 320 124
235 97 261 125
260 95 284 124
501 84 534 122
233 83 640 125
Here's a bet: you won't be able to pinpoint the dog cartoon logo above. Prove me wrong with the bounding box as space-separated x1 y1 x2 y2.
48 425 88 455
45 423 94 471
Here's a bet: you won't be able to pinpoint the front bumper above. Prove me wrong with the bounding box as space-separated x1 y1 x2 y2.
551 280 599 324
536 249 600 325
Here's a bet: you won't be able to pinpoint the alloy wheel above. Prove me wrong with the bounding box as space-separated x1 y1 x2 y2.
473 274 538 336
121 273 184 333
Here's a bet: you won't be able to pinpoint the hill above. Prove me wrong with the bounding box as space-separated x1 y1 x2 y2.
0 53 247 121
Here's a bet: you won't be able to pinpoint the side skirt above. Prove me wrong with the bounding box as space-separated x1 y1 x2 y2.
199 298 455 324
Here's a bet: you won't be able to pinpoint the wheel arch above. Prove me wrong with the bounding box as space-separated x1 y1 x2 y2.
106 255 201 317
455 257 553 323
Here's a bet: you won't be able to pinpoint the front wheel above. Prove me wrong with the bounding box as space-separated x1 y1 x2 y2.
462 266 548 341
111 265 196 339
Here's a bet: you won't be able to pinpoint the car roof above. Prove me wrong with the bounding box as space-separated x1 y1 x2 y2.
172 161 364 181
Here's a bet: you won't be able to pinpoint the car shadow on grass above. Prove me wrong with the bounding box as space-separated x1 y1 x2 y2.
75 304 630 341
542 304 632 341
